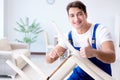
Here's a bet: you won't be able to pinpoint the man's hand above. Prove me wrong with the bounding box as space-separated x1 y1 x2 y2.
49 49 59 58
80 38 95 58
48 48 64 58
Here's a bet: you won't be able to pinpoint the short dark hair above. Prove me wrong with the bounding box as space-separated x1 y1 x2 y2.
66 1 87 14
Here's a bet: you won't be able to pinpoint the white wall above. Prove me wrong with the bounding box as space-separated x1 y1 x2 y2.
4 0 120 52
0 0 4 38
114 15 120 59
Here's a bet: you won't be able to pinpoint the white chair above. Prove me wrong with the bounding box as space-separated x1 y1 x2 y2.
44 32 54 54
0 38 30 78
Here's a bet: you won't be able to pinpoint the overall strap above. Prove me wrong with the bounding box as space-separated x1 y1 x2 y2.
68 31 73 45
92 24 100 49
68 31 80 50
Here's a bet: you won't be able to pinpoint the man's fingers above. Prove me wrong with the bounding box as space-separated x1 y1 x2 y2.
49 49 63 58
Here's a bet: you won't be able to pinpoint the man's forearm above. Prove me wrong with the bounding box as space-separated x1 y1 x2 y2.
93 49 115 64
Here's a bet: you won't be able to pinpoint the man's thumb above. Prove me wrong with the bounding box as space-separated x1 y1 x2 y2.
87 38 91 47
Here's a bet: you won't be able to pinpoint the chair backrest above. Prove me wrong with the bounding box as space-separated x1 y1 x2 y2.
0 38 12 51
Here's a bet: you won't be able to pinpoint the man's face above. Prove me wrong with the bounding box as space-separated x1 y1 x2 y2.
68 7 87 29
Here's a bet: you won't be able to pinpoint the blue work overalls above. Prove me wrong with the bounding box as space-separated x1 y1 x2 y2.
67 24 112 80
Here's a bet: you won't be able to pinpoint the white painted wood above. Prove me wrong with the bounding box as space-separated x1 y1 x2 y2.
6 60 31 80
20 54 48 80
49 55 76 80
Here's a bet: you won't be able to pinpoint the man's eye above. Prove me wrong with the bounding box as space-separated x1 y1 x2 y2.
69 14 74 17
78 12 83 16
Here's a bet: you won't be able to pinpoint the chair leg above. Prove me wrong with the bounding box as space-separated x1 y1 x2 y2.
6 60 31 80
48 55 76 80
20 54 48 80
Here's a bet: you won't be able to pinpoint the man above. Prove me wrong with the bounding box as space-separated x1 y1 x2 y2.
46 1 115 80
